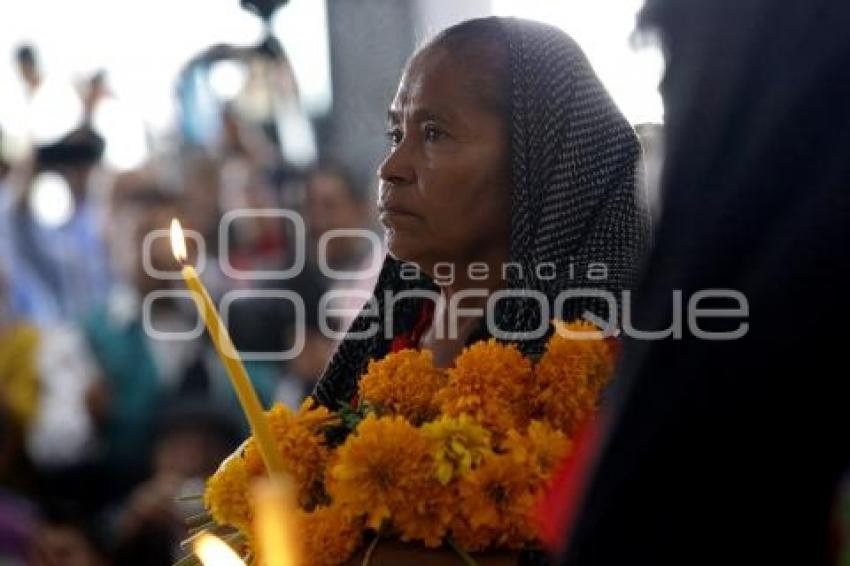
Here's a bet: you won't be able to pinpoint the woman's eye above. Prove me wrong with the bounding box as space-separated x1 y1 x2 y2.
385 127 403 146
423 123 445 142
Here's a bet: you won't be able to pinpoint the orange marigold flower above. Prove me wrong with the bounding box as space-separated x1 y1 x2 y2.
449 516 499 553
328 414 435 530
242 401 335 508
204 451 254 536
358 349 446 423
533 320 614 435
393 476 456 547
436 340 534 437
502 420 573 483
296 505 364 566
205 401 338 536
455 452 540 549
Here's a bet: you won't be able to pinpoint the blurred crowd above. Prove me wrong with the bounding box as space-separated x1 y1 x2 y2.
0 43 379 565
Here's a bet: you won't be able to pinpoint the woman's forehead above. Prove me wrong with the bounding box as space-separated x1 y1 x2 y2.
389 49 487 123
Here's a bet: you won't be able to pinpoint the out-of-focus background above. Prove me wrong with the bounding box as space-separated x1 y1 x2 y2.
0 1 663 564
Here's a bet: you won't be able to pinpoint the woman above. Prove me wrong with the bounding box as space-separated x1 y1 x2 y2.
314 16 649 411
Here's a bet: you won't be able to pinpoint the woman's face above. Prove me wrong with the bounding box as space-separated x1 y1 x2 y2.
377 46 512 277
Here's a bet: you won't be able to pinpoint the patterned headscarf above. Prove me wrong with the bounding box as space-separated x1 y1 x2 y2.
313 17 649 409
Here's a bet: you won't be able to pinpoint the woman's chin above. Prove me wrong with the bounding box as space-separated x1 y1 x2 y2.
385 232 424 265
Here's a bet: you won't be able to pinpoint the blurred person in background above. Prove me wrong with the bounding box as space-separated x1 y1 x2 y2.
105 399 241 566
0 270 40 483
80 71 108 127
32 502 109 566
219 157 289 278
0 126 112 324
219 101 279 171
0 64 109 475
15 45 42 96
77 180 275 497
0 128 10 181
301 163 380 334
2 43 129 325
216 162 378 408
264 164 379 407
304 164 378 277
1 198 104 501
78 187 187 497
0 271 41 565
0 406 40 565
178 151 225 279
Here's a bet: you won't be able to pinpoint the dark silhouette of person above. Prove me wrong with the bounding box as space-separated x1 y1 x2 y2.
555 1 850 565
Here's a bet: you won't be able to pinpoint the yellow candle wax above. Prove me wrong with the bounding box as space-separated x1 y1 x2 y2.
254 476 299 566
171 219 284 476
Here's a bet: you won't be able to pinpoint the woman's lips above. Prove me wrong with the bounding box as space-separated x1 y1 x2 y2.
377 204 418 224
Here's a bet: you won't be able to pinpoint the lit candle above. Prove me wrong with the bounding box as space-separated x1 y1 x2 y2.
170 219 284 476
254 476 300 566
193 533 246 566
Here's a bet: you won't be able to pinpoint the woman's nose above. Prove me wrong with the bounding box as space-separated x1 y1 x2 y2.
377 144 414 186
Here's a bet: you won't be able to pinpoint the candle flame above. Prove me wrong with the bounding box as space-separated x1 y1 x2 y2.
193 533 246 566
170 218 188 263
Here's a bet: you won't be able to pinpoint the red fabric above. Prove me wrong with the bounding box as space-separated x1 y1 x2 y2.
535 336 621 555
390 300 435 353
536 413 605 556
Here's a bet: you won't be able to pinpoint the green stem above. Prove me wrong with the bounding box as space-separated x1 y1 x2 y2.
175 492 204 502
173 553 201 566
361 533 381 566
446 537 479 566
186 511 212 528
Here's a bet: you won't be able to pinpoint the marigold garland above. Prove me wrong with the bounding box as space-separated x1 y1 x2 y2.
199 319 614 563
